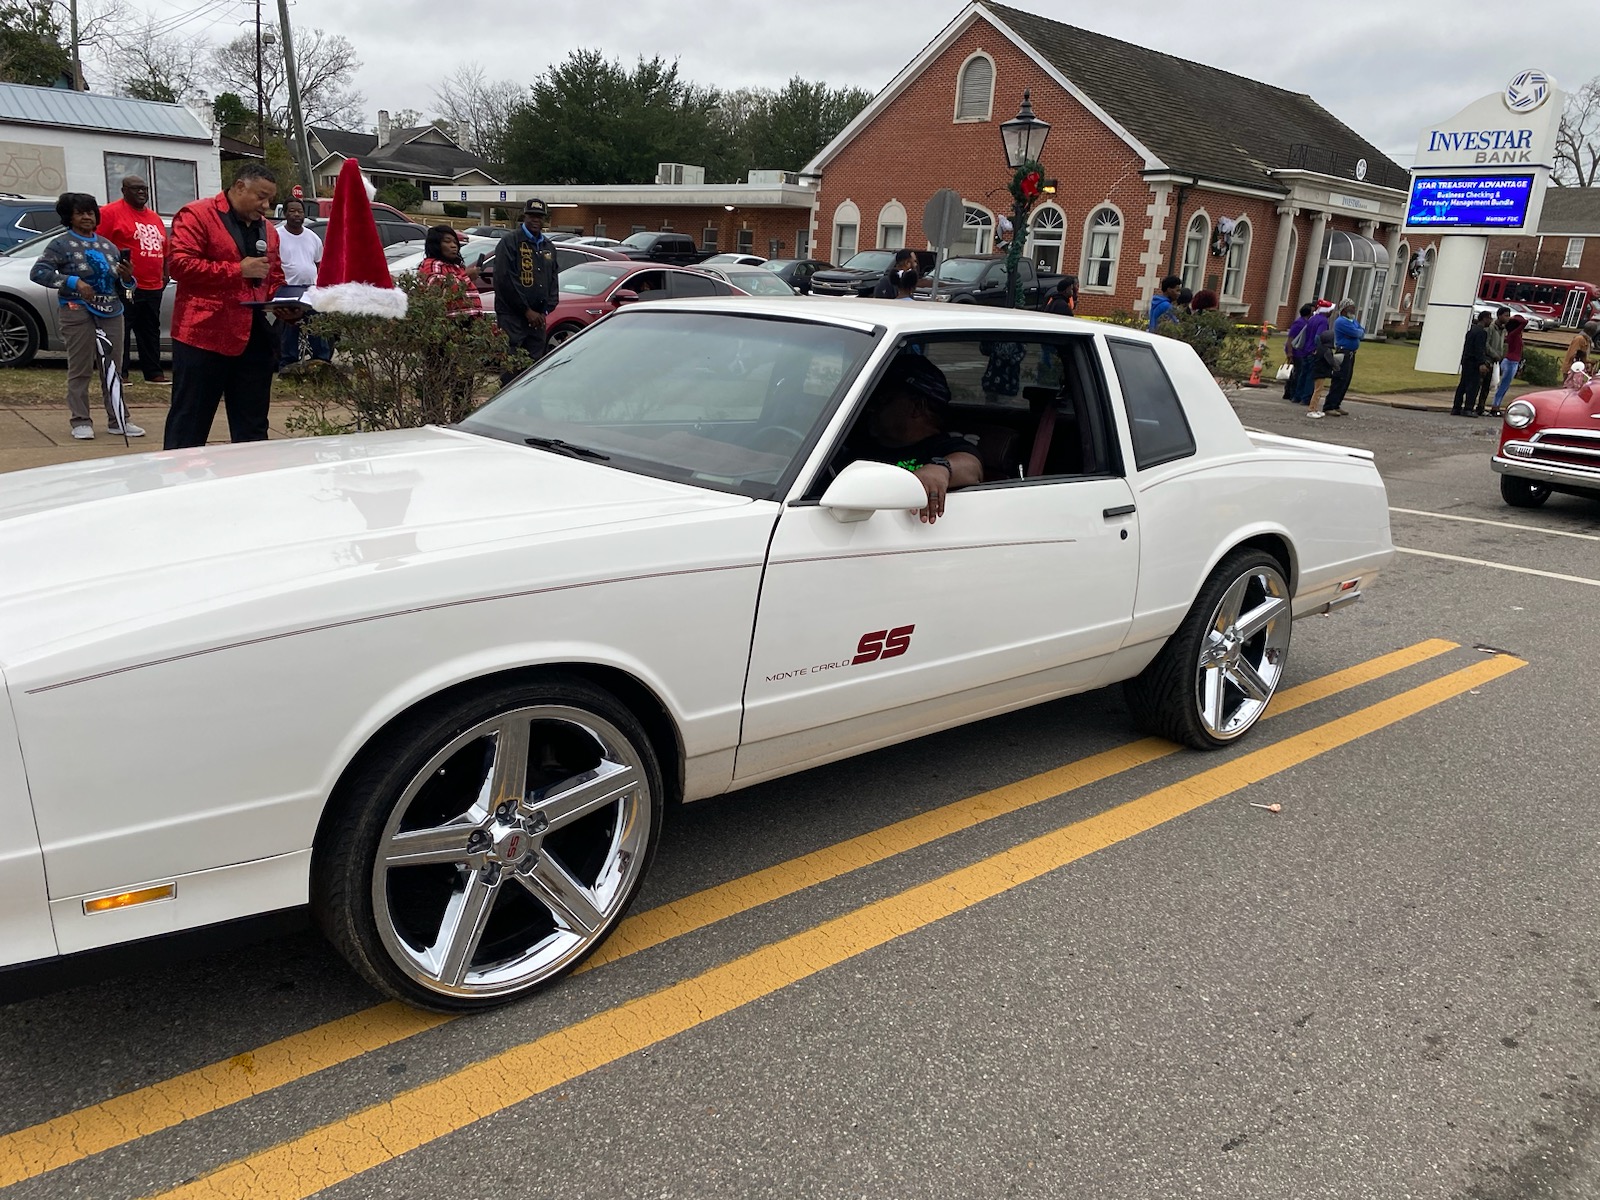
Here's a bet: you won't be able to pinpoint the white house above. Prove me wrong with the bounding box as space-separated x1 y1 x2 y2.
0 81 222 213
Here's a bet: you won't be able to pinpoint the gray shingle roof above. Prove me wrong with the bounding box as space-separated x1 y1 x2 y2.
1537 188 1600 235
0 81 211 141
983 3 1407 193
309 125 495 182
310 126 378 158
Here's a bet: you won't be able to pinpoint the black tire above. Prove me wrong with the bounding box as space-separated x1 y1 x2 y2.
1500 474 1551 508
313 675 664 1011
0 298 41 368
1124 549 1292 751
547 322 583 347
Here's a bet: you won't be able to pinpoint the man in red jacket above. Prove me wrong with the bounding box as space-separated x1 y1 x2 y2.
164 163 288 449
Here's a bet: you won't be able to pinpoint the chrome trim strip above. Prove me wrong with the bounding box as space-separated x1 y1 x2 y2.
1492 454 1600 485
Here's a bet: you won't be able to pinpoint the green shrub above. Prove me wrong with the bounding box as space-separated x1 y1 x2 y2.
442 201 469 218
492 207 511 221
288 275 529 435
1520 347 1560 388
1155 310 1260 386
374 180 423 213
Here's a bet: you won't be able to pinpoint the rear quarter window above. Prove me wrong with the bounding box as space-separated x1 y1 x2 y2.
1107 339 1196 471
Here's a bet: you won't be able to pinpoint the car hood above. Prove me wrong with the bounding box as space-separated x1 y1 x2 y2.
0 426 754 672
812 267 879 282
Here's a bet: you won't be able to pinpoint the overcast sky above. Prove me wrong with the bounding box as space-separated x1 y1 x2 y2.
149 0 1593 163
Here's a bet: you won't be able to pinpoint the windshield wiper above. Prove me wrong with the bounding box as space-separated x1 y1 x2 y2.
523 436 610 461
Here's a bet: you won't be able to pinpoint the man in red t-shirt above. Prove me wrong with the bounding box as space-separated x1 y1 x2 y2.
98 175 169 384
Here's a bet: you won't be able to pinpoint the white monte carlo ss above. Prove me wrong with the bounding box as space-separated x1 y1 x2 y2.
0 299 1394 1010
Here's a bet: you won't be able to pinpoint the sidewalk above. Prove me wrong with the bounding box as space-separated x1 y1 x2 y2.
0 399 305 473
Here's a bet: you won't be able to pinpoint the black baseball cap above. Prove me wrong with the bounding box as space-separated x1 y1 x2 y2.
522 199 548 217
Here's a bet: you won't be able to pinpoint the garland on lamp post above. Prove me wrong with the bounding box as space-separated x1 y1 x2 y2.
1004 159 1044 307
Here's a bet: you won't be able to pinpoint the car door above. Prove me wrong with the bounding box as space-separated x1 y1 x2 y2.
736 333 1140 784
668 271 724 299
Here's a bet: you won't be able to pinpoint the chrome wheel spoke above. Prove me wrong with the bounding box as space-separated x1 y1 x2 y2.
1202 666 1227 733
526 759 638 832
1215 574 1250 631
1227 656 1274 703
487 718 532 812
1236 593 1288 641
517 855 604 934
429 870 500 987
384 823 477 869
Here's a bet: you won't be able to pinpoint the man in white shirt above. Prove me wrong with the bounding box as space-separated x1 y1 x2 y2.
276 198 331 366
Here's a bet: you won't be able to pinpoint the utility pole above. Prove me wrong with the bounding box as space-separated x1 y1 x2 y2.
254 0 265 150
68 0 83 89
277 0 317 199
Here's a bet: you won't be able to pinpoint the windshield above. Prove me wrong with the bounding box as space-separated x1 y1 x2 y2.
459 311 877 498
841 251 895 272
620 232 660 249
559 262 632 296
1 227 63 260
727 269 796 296
930 259 988 284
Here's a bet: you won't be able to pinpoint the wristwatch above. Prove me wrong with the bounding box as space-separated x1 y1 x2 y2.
927 456 953 472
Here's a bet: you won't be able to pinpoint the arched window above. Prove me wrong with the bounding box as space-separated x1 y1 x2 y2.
1222 218 1251 299
954 52 994 122
1180 213 1209 291
952 204 994 255
1030 204 1066 274
1390 241 1409 307
832 200 860 265
877 200 907 250
1082 206 1122 290
1412 247 1435 312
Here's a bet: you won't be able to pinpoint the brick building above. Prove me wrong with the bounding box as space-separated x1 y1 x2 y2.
1483 187 1600 296
804 1 1441 331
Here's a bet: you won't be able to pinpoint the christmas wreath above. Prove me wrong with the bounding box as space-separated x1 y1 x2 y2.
1007 160 1045 208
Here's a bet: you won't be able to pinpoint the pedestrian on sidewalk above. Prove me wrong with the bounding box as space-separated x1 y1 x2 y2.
1323 299 1365 415
275 198 331 368
1283 302 1313 401
1148 275 1181 331
493 199 559 384
165 164 286 449
1294 299 1336 404
97 175 168 384
1561 321 1597 380
1453 311 1494 416
28 192 144 440
1306 325 1339 419
1489 306 1526 416
1478 309 1507 416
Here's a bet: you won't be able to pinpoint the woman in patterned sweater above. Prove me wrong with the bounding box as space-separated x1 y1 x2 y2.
29 193 143 439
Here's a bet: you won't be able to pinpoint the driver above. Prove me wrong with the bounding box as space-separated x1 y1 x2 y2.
840 353 982 524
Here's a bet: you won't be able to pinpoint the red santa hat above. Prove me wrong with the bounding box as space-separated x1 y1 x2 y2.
303 158 408 319
1314 297 1336 314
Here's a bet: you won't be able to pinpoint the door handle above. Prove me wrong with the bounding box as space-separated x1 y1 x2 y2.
1103 504 1136 519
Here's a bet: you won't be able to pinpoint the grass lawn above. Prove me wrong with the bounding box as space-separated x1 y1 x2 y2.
1338 340 1462 394
0 362 340 409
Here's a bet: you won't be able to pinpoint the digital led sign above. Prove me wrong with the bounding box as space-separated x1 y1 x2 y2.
1405 174 1535 229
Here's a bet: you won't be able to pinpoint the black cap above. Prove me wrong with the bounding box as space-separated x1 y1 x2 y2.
522 199 548 217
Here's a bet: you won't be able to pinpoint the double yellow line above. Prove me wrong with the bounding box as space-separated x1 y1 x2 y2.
0 639 1517 1199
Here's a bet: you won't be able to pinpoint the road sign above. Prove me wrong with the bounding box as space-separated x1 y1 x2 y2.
291 184 304 200
922 189 964 250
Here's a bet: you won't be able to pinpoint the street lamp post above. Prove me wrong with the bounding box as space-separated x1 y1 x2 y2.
998 91 1051 308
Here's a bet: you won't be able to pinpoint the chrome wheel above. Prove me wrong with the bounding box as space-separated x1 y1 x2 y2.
1194 563 1291 740
369 702 653 1001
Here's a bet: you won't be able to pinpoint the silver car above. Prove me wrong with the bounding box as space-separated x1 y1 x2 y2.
0 227 176 369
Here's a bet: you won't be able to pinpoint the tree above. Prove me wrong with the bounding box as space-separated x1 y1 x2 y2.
434 64 524 169
97 18 207 104
0 1 70 87
214 92 253 140
502 51 727 185
386 107 423 130
1553 75 1600 188
731 78 874 176
210 23 364 137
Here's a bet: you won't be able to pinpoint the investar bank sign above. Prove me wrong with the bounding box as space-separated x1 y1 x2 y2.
1423 128 1535 164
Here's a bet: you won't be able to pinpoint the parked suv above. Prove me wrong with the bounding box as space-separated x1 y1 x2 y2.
809 249 936 297
0 196 60 252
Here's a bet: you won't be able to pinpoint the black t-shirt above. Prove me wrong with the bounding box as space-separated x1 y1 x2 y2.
844 429 971 473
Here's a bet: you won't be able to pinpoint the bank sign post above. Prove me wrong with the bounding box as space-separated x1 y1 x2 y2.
1409 71 1564 374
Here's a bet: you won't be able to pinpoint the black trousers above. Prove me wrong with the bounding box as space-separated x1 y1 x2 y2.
165 320 277 449
124 288 164 380
498 320 547 386
1324 348 1357 410
1453 365 1486 413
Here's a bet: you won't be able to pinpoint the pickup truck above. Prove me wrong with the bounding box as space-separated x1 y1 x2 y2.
918 254 1066 307
616 231 716 266
810 248 937 298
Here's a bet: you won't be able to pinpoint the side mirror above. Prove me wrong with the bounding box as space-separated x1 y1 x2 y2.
611 289 640 306
818 460 929 523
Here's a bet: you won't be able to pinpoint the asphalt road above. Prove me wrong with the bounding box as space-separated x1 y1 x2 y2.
3 393 1598 1200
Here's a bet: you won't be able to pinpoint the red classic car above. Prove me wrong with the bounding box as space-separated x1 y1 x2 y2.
1492 373 1600 507
544 261 747 346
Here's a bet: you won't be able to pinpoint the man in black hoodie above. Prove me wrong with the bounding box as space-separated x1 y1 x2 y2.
1452 311 1494 417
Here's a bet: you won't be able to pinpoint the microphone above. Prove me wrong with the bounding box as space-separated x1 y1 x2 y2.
255 240 267 256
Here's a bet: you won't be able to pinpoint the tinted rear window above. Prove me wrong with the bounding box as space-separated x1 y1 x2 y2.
1107 340 1196 470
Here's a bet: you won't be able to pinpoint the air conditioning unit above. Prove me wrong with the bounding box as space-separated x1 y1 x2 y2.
747 170 799 186
656 162 705 186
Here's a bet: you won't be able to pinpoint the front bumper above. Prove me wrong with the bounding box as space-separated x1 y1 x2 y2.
1492 447 1600 492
